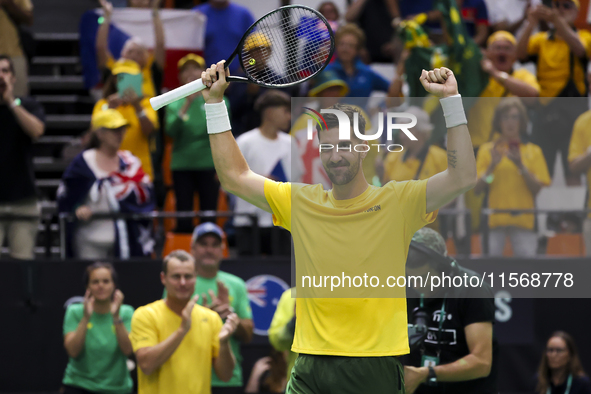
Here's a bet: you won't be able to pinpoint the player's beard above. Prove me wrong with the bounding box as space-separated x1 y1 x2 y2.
324 154 361 186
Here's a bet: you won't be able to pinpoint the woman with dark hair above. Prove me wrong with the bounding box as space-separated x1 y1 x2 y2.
473 97 551 256
57 109 155 259
62 262 134 394
535 331 591 394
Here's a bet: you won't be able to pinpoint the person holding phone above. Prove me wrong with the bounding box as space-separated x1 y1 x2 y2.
61 262 134 394
92 59 158 180
473 98 551 256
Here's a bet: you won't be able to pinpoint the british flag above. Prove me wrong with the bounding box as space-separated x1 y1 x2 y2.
58 149 155 258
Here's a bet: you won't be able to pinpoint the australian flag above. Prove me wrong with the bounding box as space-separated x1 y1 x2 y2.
58 150 155 259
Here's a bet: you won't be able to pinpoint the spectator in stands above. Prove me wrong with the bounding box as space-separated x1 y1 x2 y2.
318 1 341 32
244 350 288 394
193 0 254 74
189 222 254 393
486 0 541 38
58 109 155 259
473 98 550 256
344 0 398 62
474 30 540 146
458 0 491 47
62 262 134 394
517 0 591 183
165 54 226 232
268 288 296 384
235 91 300 256
92 59 158 180
382 106 447 184
535 331 591 394
465 30 540 237
0 0 33 97
0 55 45 260
568 107 591 256
324 24 397 100
131 250 239 393
97 0 165 98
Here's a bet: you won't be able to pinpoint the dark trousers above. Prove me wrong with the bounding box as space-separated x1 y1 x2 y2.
236 226 292 256
173 169 220 233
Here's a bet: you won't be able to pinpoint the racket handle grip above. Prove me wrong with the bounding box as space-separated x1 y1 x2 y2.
149 78 207 110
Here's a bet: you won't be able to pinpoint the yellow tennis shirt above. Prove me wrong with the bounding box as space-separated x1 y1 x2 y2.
129 300 222 394
568 110 591 216
264 179 437 357
477 141 551 229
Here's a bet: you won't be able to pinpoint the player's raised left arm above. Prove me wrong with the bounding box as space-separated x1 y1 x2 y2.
420 68 477 213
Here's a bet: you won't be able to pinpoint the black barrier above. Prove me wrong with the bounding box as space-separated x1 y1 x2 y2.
2 257 590 393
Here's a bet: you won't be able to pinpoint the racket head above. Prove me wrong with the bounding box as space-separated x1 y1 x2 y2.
234 5 335 88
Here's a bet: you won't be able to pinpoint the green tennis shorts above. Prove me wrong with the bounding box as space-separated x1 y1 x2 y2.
286 354 405 394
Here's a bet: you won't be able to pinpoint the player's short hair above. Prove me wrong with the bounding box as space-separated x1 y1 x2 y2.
492 97 529 136
0 54 15 75
162 249 195 274
254 90 291 114
318 103 366 138
335 23 366 51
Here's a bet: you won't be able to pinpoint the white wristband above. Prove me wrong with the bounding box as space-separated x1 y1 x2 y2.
439 94 467 129
205 101 231 134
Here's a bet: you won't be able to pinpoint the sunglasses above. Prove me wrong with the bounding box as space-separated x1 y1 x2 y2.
553 1 575 9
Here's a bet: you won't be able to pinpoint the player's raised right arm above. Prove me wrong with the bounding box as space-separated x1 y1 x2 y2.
201 61 273 214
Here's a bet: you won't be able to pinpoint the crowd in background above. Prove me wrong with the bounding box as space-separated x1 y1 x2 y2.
2 0 591 261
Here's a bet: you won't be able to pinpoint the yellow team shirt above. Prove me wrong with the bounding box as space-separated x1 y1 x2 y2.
264 178 437 357
477 141 551 230
384 145 448 182
0 0 32 58
106 54 157 98
568 110 591 216
527 30 591 99
268 288 297 381
468 69 540 147
129 300 223 394
92 99 158 180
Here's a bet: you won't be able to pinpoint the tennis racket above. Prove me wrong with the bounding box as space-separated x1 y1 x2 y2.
150 5 335 110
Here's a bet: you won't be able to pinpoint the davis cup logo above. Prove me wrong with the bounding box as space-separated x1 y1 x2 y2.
304 107 419 153
247 275 290 336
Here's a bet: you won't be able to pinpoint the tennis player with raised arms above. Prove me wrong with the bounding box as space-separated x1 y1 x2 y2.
201 59 476 393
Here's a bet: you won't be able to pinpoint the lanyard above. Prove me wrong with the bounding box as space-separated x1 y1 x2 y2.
547 374 573 394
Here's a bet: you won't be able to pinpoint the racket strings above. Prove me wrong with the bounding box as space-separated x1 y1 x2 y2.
241 7 333 86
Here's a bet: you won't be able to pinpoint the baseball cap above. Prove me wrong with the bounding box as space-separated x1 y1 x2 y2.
244 32 271 52
91 109 129 130
411 228 448 256
487 30 516 47
192 222 224 244
112 59 141 76
178 53 206 72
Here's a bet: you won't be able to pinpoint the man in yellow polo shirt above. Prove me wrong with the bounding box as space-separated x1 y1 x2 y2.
517 0 591 183
129 250 239 394
568 109 591 255
200 61 477 393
